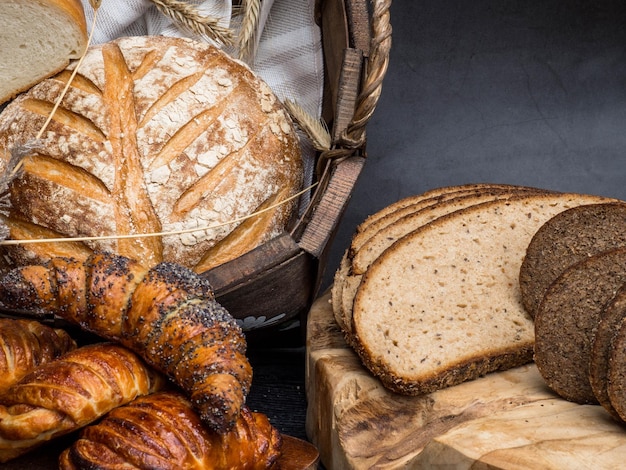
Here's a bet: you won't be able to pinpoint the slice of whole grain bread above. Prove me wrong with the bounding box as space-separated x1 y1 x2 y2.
334 184 541 334
534 247 626 404
339 189 547 340
520 202 626 318
350 192 614 396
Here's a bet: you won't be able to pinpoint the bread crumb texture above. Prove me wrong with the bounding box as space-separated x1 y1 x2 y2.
0 36 303 271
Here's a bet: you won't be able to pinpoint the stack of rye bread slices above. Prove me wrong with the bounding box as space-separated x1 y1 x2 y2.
332 183 626 418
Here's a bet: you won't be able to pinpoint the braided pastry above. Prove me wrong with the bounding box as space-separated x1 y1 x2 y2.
0 251 253 432
0 342 162 462
59 391 282 470
0 318 76 394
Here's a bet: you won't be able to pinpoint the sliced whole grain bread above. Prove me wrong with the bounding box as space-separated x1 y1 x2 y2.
333 183 544 334
607 316 626 421
589 284 626 418
350 183 548 257
350 184 511 240
350 192 614 396
520 202 626 318
338 189 547 340
534 247 626 405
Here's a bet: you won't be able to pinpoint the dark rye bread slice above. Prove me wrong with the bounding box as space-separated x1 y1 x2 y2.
338 189 548 339
534 247 626 405
589 285 626 419
607 316 626 422
351 192 612 396
520 202 626 318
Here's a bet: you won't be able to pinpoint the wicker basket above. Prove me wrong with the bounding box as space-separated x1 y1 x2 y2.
203 0 392 335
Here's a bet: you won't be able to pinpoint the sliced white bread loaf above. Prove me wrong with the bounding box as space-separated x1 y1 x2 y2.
350 192 614 396
520 202 626 318
0 0 87 105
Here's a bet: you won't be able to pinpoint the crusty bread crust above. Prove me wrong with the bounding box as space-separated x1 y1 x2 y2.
350 192 614 396
0 36 303 272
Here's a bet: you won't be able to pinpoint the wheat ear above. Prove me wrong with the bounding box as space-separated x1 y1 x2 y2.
149 0 234 46
236 0 261 63
285 100 331 152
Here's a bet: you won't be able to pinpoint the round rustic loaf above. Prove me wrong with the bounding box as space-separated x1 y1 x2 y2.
0 35 303 272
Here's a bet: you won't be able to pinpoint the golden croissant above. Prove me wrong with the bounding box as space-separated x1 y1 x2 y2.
0 342 162 462
59 391 282 470
0 318 76 394
0 252 253 432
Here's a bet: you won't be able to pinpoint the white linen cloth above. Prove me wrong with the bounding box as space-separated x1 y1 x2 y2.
80 0 324 191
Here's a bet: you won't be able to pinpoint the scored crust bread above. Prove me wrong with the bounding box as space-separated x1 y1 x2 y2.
350 192 614 396
534 247 626 405
520 202 626 318
0 35 303 272
589 284 626 418
0 0 87 105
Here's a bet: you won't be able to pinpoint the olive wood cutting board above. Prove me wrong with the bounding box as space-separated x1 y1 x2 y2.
305 290 626 469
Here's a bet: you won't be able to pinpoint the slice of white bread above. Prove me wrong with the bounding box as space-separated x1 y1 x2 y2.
334 185 500 334
0 0 87 105
350 192 614 396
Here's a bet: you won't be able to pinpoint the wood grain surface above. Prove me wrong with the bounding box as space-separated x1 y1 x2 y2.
306 290 626 469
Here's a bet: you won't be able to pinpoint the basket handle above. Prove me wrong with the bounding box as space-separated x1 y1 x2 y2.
337 0 392 150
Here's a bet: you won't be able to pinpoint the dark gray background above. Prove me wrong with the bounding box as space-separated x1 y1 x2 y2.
320 0 626 290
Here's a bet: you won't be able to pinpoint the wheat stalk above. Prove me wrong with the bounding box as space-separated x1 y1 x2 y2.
149 0 234 46
285 100 331 152
236 0 261 63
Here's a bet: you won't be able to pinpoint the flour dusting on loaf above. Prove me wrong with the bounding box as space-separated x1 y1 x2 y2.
0 35 303 272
